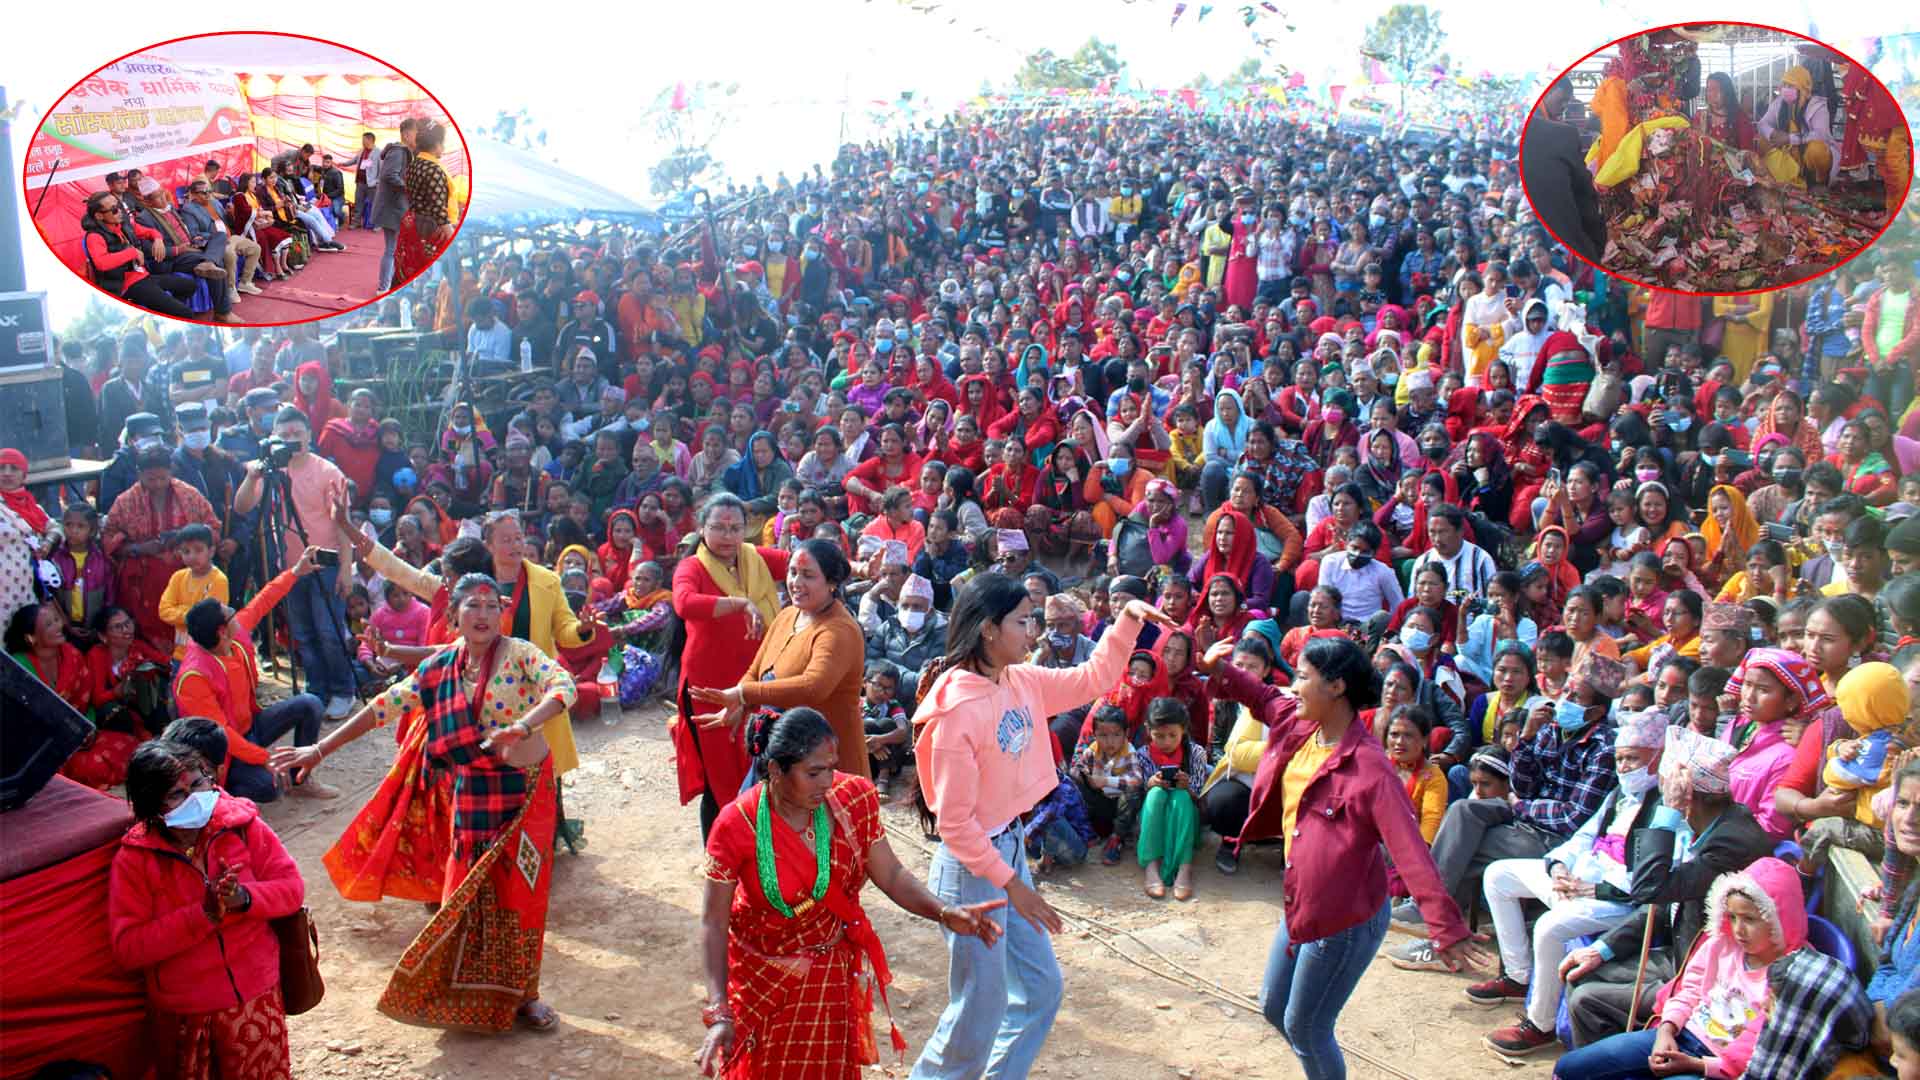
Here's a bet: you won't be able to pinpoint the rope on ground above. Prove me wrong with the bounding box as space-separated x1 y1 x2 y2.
879 820 1426 1080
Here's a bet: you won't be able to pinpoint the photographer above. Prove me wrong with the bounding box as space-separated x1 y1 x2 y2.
234 406 358 720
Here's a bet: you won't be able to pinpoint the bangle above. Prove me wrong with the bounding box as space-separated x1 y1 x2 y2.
702 1002 735 1027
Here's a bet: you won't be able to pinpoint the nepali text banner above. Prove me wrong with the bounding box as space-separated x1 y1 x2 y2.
27 57 252 181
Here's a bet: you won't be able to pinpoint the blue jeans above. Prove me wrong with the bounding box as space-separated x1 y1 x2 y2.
1028 818 1089 867
224 693 325 802
911 825 1062 1080
1553 1025 1711 1079
1870 364 1915 423
285 565 356 699
1260 900 1391 1080
378 227 400 290
1201 460 1233 508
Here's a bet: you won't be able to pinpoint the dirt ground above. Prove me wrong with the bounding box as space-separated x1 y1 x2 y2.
255 692 1562 1080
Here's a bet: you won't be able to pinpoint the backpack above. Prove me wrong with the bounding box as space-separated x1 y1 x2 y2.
1110 515 1155 578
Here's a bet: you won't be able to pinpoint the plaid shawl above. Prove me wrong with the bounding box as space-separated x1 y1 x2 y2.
1744 946 1872 1079
420 640 526 862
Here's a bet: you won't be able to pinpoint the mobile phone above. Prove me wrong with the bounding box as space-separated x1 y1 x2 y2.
1504 283 1521 299
1548 467 1561 485
310 547 340 568
1158 765 1179 784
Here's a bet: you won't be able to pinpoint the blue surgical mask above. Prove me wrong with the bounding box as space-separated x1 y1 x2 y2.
876 338 893 353
1402 627 1433 653
369 508 393 527
916 181 929 194
163 788 217 829
1010 187 1025 198
1048 631 1074 651
1553 697 1591 732
1109 457 1131 476
1120 185 1134 196
1382 372 1399 387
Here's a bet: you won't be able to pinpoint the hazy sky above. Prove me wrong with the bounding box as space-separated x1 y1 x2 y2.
4 0 1902 327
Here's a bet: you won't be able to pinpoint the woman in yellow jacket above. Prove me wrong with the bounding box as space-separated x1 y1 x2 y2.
342 508 592 779
1711 291 1774 382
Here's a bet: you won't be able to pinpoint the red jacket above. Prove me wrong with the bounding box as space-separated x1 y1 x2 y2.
108 793 305 1014
1211 662 1470 950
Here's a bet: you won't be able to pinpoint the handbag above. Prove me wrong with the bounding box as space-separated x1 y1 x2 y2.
1582 370 1624 422
271 906 326 1016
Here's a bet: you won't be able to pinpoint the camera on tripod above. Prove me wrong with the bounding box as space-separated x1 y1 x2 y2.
258 437 297 471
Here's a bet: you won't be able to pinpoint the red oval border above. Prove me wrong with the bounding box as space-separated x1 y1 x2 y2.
20 28 473 328
1516 19 1913 298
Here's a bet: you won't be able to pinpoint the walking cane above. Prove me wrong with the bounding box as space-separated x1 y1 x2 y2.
1623 902 1659 1032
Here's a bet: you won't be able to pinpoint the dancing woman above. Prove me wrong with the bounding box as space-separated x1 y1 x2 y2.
908 573 1171 1078
696 707 1004 1077
1202 634 1492 1079
273 573 575 1032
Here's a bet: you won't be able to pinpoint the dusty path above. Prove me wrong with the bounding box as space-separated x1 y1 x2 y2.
262 698 1557 1079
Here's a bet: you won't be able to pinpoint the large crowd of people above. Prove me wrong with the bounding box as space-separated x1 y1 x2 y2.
12 91 1920 1080
74 116 460 324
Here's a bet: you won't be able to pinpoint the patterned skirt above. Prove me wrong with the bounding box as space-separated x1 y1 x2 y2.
322 712 455 903
726 934 876 1080
378 759 555 1033
392 210 447 286
153 985 291 1080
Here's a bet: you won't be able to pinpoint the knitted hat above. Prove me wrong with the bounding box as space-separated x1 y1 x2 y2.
1571 652 1628 700
1701 602 1756 634
1613 709 1668 750
1661 725 1736 795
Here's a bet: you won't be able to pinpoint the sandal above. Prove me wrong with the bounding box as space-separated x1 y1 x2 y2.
1144 861 1167 899
517 1000 559 1032
1173 865 1194 902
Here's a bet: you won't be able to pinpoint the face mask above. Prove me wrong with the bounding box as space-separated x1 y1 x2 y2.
1617 766 1659 797
1010 187 1025 198
1129 375 1148 393
1780 86 1798 103
451 423 473 436
741 244 757 256
1422 443 1445 460
915 181 929 194
1048 630 1073 651
1347 551 1371 569
1664 412 1692 433
766 240 783 253
1554 697 1591 732
1119 186 1134 196
163 788 217 829
369 508 393 527
1773 468 1803 489
183 430 211 451
1382 372 1399 387
1636 467 1661 483
876 338 893 353
1109 457 1131 477
1240 214 1256 225
1699 452 1719 468
804 248 820 260
901 608 927 632
1160 171 1172 181
1402 627 1433 653
1826 539 1846 561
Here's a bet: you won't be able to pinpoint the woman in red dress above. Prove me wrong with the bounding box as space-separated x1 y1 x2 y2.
696 707 1003 1078
393 121 455 286
674 493 792 839
8 601 136 789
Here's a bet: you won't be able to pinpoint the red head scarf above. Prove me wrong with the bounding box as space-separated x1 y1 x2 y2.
0 449 48 532
291 361 341 424
1198 508 1257 585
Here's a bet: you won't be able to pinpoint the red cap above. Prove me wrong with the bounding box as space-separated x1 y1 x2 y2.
573 290 600 306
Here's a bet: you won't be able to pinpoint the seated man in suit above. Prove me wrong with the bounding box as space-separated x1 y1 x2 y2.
181 179 263 305
132 178 239 323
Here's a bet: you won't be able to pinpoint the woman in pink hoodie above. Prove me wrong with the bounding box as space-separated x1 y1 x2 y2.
108 740 306 1078
908 572 1171 1078
1552 856 1805 1079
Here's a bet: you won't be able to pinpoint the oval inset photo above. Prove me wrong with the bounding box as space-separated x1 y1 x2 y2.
23 31 469 326
1518 22 1911 295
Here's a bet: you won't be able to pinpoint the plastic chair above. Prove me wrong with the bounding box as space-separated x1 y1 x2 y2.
188 278 213 315
1805 913 1856 972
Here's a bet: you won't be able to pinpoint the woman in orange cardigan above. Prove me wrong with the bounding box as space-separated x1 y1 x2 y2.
690 538 869 782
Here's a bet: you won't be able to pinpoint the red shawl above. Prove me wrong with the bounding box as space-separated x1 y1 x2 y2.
956 373 1006 430
0 449 47 532
1197 508 1257 585
598 509 639 594
291 360 344 424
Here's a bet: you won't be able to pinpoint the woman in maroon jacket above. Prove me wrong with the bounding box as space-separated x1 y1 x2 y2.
109 740 305 1078
1203 634 1490 1080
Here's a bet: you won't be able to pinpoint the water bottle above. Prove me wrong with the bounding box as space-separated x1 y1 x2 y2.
520 337 534 373
399 300 413 329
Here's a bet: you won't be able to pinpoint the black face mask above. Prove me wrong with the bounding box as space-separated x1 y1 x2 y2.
1129 376 1148 394
1773 468 1804 491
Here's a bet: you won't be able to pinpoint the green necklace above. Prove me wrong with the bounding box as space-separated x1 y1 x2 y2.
755 786 831 919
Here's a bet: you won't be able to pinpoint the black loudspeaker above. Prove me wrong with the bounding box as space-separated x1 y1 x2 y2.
0 367 70 471
0 654 94 811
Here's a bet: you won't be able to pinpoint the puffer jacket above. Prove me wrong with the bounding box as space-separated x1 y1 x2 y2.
108 792 304 1014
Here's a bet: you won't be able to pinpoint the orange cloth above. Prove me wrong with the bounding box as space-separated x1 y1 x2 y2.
172 569 300 766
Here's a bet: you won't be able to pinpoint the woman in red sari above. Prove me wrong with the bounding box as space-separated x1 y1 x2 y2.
674 493 792 839
697 707 1003 1078
393 121 455 286
7 601 135 789
101 447 220 654
275 572 574 1033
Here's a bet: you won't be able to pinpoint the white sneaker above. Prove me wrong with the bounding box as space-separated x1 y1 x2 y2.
238 282 263 295
324 694 353 719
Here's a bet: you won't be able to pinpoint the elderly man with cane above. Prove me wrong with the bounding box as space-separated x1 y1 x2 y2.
1556 727 1771 1047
